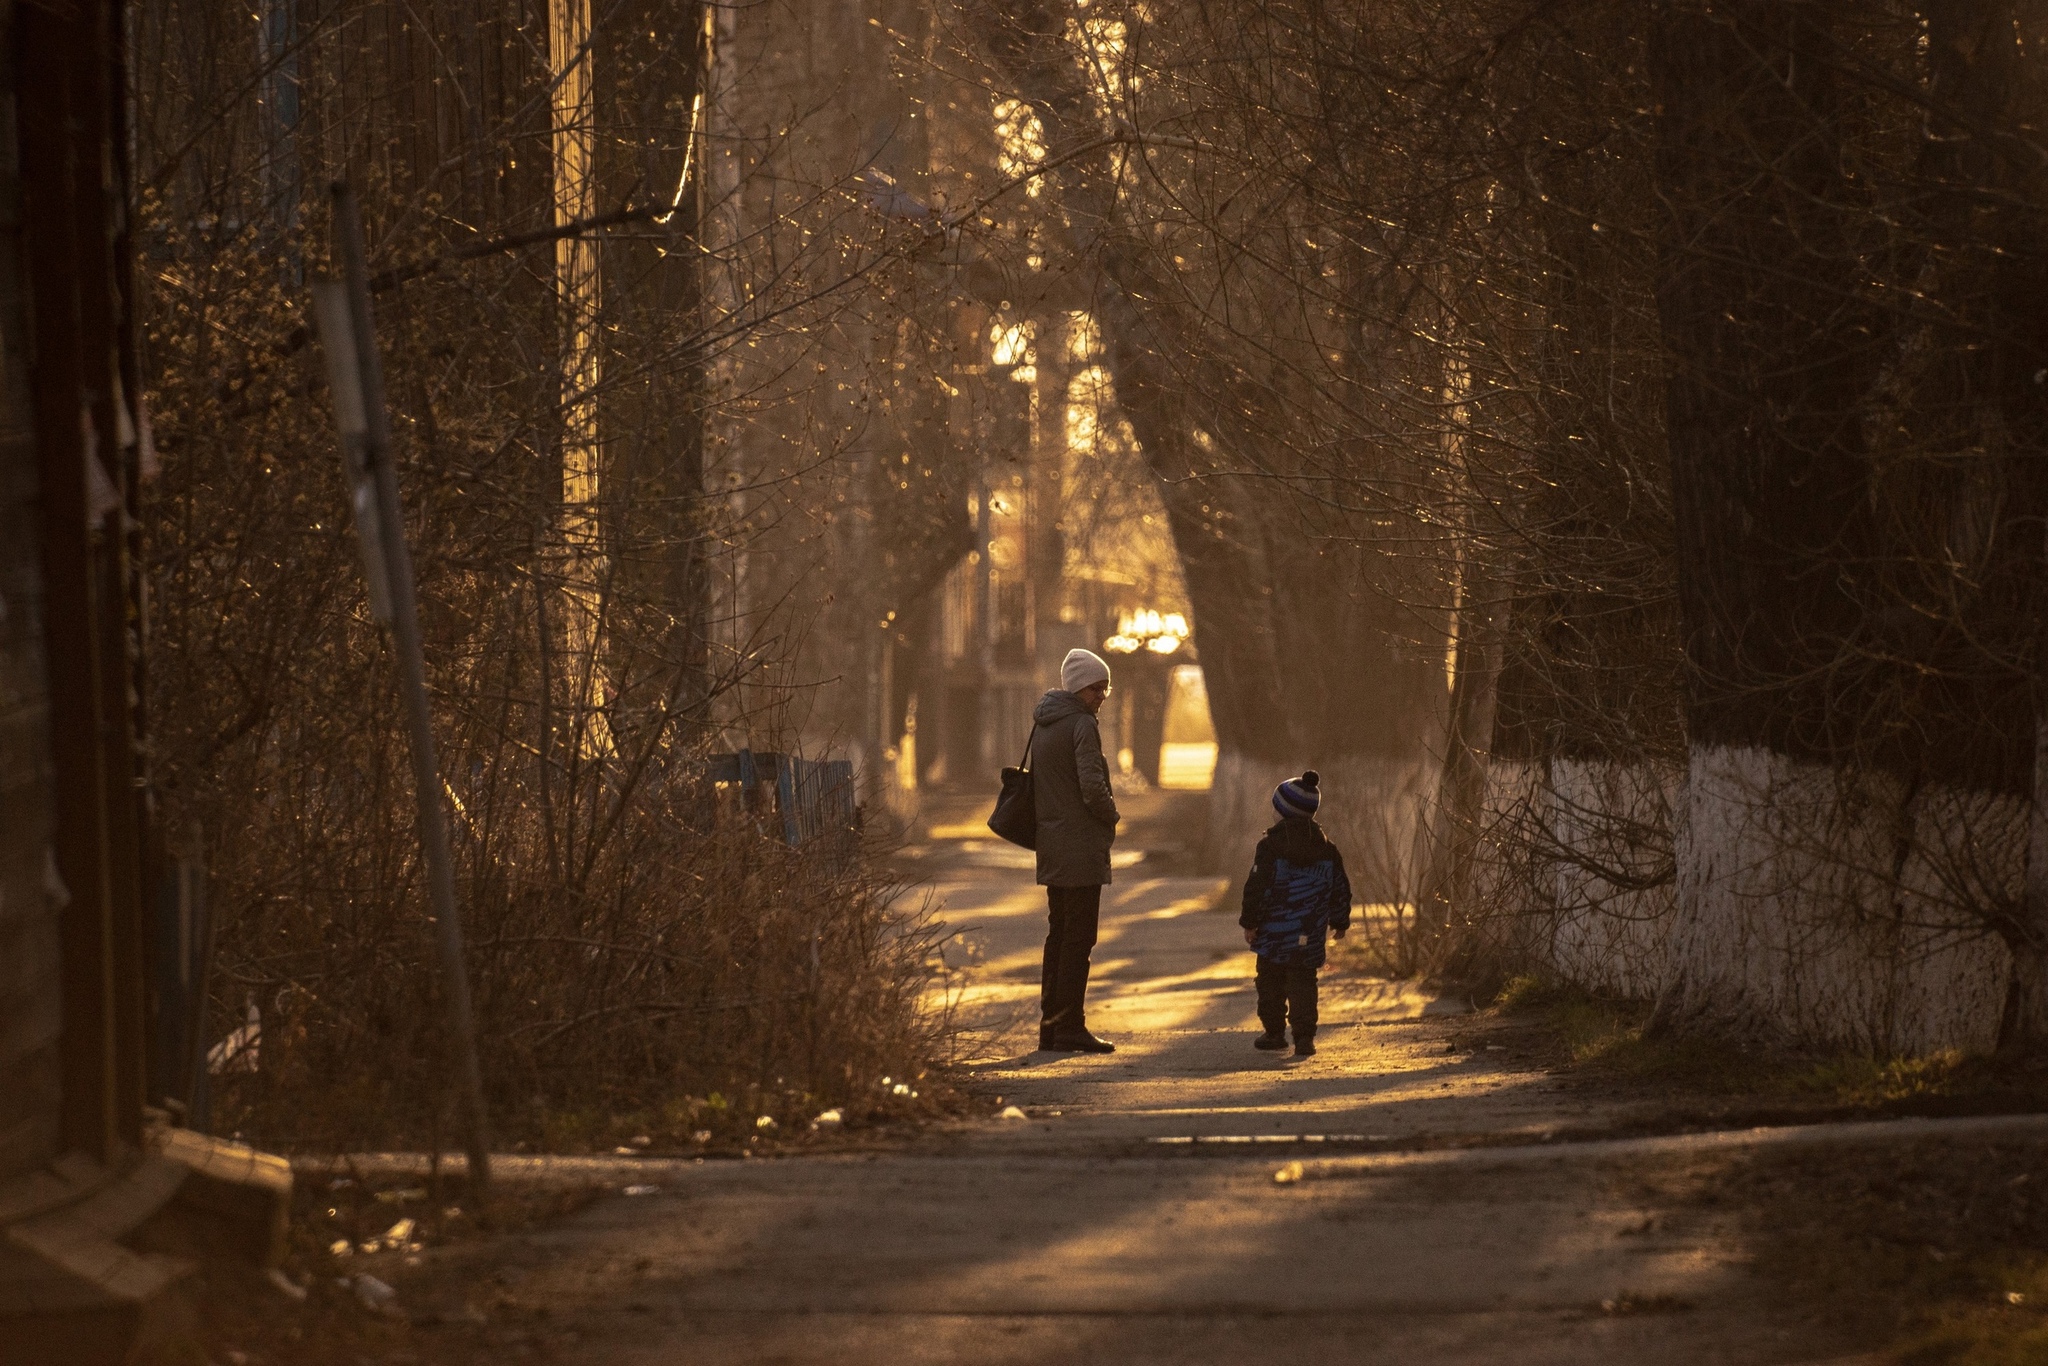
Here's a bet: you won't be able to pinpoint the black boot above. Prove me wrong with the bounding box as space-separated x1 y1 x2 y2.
1292 1033 1317 1059
1042 889 1103 1052
1049 1028 1116 1054
1254 1031 1288 1051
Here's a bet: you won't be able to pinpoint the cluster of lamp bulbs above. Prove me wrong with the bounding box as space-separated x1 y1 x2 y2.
1103 609 1190 656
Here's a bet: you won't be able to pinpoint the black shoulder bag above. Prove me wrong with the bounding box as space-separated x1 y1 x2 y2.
986 726 1038 850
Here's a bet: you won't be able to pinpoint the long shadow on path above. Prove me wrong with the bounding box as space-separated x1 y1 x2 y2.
450 822 1874 1365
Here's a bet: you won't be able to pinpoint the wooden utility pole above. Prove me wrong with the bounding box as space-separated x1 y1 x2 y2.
313 184 492 1196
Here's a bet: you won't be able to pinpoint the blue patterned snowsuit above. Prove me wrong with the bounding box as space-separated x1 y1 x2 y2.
1239 816 1353 1042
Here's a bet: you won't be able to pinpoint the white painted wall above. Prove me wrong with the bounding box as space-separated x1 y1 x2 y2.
1545 757 1683 1001
1664 744 2015 1054
1471 747 2014 1055
1461 758 1554 969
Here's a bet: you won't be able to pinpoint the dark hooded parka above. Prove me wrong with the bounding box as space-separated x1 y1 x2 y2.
1030 689 1120 886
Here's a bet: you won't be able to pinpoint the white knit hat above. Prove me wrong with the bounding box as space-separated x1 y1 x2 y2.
1060 647 1111 693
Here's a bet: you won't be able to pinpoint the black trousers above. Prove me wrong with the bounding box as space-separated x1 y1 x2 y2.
1041 885 1102 1034
1255 958 1319 1042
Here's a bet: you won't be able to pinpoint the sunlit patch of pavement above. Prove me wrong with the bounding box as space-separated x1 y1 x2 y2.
472 801 1880 1365
920 856 1626 1151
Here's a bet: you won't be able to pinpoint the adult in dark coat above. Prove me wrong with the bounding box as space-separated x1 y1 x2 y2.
1031 648 1121 1053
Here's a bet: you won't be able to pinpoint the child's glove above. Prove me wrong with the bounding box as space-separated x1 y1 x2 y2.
1242 926 1256 947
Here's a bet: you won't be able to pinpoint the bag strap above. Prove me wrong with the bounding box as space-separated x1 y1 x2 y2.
1017 724 1037 771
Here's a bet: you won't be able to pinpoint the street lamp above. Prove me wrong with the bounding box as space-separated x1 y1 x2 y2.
1103 609 1189 657
1101 609 1190 784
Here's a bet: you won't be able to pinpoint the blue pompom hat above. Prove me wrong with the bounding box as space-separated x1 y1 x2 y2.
1272 770 1321 820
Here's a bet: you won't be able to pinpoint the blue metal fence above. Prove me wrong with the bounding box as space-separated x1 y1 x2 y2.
704 750 856 847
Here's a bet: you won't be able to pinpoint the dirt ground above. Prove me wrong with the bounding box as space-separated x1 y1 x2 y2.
149 787 2048 1365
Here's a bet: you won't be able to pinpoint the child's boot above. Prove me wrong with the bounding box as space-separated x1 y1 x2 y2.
1292 1030 1317 1059
1254 1030 1287 1051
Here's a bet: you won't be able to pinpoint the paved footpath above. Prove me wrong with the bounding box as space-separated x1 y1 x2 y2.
424 799 1891 1365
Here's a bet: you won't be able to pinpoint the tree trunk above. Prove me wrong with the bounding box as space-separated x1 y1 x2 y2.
1915 0 2048 1054
2002 534 2048 1051
1654 0 2046 1050
1412 567 1497 968
551 0 608 752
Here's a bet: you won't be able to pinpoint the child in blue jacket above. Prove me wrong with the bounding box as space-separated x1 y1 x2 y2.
1238 771 1352 1058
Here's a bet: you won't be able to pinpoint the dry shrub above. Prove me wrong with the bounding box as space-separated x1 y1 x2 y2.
141 209 949 1154
208 785 948 1151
